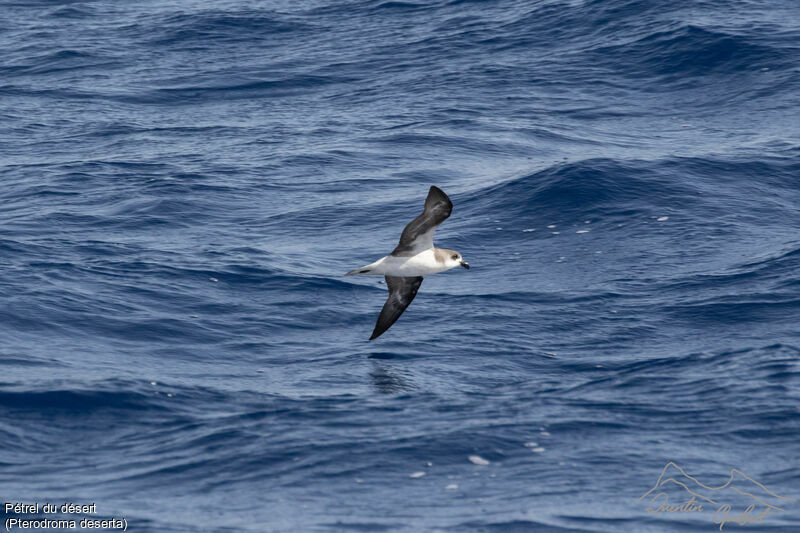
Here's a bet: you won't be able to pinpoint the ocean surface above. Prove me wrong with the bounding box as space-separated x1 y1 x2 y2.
2 0 799 531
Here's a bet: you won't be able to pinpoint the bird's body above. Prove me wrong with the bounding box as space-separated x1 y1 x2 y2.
345 186 469 340
346 248 462 277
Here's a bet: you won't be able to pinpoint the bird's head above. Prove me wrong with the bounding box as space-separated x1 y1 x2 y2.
447 251 470 270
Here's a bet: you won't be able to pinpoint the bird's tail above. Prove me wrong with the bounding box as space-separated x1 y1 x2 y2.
345 267 373 276
345 259 383 276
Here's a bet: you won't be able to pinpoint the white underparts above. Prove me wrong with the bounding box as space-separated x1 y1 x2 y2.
353 249 456 277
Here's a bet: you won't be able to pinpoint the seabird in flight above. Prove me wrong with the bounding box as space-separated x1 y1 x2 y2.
346 186 469 340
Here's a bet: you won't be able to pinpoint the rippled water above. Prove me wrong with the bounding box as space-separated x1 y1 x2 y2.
2 0 799 531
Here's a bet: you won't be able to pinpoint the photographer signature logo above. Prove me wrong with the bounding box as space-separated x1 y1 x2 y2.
638 462 795 530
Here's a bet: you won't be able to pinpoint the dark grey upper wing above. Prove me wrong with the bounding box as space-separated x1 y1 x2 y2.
369 276 424 340
391 186 453 257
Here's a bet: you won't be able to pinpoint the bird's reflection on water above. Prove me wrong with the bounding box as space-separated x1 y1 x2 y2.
368 362 416 395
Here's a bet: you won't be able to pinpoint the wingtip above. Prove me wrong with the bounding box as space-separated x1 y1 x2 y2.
424 185 452 212
429 185 447 198
369 324 386 340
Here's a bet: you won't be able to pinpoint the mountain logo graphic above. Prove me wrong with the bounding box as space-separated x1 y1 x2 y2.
638 461 795 530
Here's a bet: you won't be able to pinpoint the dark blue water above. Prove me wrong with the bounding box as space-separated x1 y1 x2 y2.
2 0 800 531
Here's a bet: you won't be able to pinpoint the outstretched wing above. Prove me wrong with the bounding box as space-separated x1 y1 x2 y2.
369 276 424 340
391 186 453 257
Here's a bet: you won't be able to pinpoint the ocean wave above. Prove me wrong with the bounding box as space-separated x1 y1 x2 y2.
142 10 314 47
0 381 168 412
0 49 118 77
464 158 700 221
591 24 787 79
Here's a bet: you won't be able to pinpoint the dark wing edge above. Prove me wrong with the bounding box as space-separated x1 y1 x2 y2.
369 276 424 340
391 186 453 256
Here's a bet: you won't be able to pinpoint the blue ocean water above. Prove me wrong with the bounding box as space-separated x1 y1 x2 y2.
2 0 800 531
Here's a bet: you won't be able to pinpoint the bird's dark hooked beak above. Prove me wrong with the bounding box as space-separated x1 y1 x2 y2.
460 261 470 270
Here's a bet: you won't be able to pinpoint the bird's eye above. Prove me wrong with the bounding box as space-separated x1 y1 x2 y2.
451 254 458 260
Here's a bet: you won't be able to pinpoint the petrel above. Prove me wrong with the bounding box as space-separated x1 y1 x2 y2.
346 186 469 340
